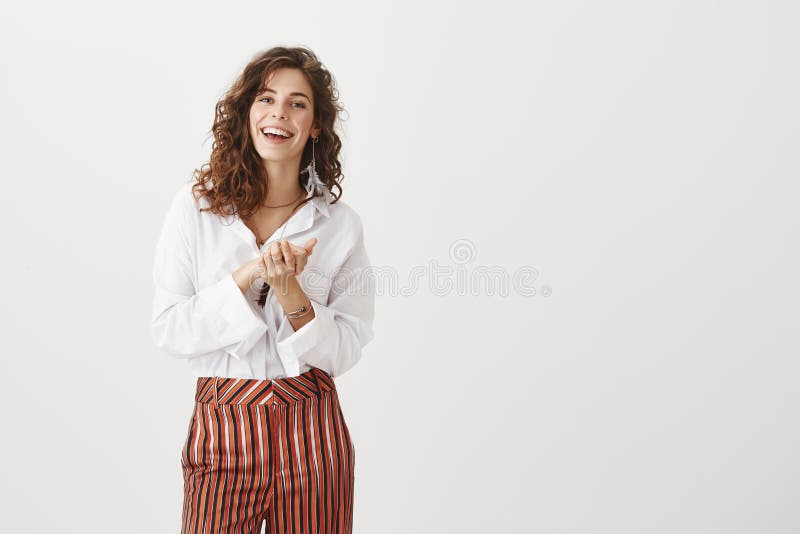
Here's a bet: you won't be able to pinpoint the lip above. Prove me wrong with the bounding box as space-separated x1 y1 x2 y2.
260 125 295 137
261 129 292 145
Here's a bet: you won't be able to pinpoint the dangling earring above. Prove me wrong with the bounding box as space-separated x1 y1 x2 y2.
302 136 331 205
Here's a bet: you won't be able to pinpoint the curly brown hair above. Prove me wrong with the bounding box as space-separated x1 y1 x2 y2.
190 45 346 219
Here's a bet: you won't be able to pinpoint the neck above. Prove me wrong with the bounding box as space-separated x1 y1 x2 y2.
263 159 305 205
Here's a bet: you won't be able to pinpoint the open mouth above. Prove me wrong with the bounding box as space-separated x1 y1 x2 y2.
261 127 294 143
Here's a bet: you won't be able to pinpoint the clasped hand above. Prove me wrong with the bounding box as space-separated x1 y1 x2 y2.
262 237 318 288
233 238 318 296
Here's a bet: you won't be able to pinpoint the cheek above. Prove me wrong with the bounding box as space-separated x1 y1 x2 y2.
298 116 314 133
249 107 261 130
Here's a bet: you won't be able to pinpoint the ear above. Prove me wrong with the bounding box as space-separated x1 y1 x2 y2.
310 122 322 139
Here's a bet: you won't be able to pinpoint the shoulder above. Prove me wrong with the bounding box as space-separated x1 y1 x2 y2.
157 182 208 245
327 198 364 237
164 181 193 215
165 181 210 222
325 199 369 264
176 181 206 211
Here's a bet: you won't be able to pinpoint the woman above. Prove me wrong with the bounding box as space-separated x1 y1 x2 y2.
150 46 375 534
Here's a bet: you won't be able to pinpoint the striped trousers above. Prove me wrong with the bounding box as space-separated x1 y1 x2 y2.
180 366 356 534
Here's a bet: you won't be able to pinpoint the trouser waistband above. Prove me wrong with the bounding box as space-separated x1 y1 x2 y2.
195 366 335 406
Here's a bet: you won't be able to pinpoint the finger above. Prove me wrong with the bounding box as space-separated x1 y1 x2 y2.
303 237 318 255
285 240 308 262
270 241 284 263
290 245 307 260
287 241 303 255
256 254 268 279
295 256 307 275
263 252 274 279
270 245 284 278
281 240 295 271
290 239 313 257
286 244 305 274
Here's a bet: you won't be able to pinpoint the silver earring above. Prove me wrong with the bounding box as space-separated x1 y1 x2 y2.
302 136 331 204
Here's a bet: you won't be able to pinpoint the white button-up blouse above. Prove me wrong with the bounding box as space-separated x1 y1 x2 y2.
150 181 376 379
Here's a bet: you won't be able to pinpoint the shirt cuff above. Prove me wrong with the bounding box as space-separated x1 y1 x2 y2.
197 273 267 360
274 300 337 375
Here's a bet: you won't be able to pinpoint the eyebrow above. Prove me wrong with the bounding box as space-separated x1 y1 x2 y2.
259 87 311 101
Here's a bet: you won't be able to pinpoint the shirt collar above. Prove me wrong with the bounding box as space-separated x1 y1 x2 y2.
219 189 330 250
216 189 330 222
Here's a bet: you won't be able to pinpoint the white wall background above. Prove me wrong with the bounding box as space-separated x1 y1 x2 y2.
1 1 797 533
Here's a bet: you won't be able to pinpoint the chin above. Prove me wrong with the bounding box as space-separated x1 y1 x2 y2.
259 152 295 163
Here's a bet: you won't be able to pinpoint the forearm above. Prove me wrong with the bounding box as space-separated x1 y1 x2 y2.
273 275 316 332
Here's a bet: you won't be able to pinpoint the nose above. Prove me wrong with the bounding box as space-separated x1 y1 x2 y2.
272 103 290 119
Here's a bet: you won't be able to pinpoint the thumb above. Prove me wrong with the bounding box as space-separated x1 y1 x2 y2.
304 237 318 255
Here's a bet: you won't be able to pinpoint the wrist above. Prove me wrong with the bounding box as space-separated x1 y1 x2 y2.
270 272 298 297
273 275 305 307
286 300 313 318
232 271 250 294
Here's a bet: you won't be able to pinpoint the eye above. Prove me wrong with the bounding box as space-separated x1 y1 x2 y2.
259 97 306 109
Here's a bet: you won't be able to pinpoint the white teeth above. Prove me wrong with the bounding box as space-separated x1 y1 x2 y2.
261 127 292 138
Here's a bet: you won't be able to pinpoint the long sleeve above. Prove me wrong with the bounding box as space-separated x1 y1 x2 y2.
274 218 375 377
150 187 268 360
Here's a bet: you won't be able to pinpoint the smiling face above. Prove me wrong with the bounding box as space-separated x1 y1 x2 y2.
249 67 320 166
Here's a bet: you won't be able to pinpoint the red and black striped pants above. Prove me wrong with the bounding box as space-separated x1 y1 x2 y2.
180 366 356 533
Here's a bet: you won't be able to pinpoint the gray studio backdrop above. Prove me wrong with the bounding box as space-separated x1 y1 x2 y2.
1 1 798 533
